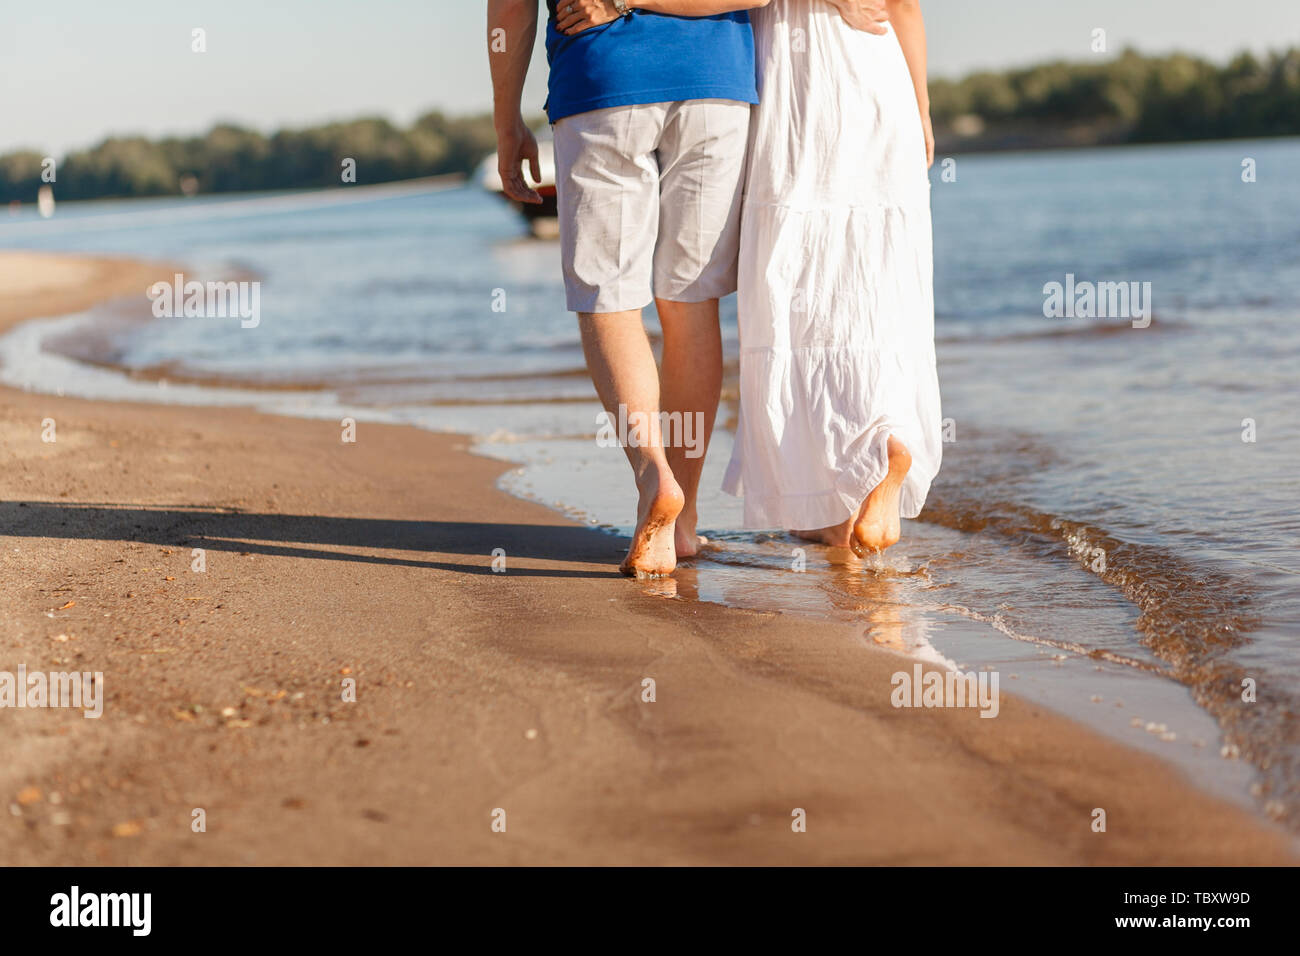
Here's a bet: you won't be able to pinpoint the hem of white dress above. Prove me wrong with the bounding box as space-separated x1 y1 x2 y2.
723 423 936 531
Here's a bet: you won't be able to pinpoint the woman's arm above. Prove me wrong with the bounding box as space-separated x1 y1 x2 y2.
555 0 765 33
633 0 768 11
887 0 933 167
556 1 889 36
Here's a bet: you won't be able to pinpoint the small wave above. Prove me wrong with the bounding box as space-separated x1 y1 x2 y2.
920 484 1298 827
936 313 1188 347
918 493 1259 662
926 601 1165 673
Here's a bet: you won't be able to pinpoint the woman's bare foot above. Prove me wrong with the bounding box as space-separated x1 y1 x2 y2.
621 467 686 578
792 519 853 548
674 507 708 559
853 436 912 554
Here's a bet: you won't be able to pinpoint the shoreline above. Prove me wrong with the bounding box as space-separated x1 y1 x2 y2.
0 250 1294 864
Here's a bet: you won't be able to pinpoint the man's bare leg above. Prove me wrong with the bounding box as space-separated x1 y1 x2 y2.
655 297 722 559
579 309 685 577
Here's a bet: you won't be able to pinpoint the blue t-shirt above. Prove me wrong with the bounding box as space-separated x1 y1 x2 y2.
543 6 758 123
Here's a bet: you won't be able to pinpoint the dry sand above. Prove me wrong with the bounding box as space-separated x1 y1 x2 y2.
0 251 1294 865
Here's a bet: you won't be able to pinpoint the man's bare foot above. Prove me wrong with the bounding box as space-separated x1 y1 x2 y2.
853 436 912 554
674 507 708 559
621 467 686 578
792 520 853 548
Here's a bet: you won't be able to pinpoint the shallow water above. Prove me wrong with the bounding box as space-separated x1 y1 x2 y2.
1 137 1297 827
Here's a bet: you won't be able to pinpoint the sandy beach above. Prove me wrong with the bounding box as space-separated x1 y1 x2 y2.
0 251 1294 865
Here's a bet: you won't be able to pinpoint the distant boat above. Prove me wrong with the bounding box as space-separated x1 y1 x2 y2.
37 185 55 219
476 133 558 239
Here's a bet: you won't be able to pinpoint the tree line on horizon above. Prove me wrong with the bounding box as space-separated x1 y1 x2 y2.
927 47 1300 146
2 46 1297 204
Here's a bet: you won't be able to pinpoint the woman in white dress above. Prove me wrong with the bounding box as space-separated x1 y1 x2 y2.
558 0 941 557
727 0 941 555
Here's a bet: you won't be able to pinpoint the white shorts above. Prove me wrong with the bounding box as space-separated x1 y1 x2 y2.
553 99 751 314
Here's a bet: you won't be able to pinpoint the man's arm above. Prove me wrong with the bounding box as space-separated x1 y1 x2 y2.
886 0 933 167
488 0 543 203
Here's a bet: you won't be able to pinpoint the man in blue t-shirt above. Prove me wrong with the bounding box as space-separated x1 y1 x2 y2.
489 0 768 579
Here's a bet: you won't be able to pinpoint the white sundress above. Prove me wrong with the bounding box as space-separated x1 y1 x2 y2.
722 0 943 529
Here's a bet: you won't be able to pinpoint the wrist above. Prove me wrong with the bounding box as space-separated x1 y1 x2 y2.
494 111 525 134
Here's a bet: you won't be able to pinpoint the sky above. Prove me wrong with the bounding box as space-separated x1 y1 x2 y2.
3 0 1298 156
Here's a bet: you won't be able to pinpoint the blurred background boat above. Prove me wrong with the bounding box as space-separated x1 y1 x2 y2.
475 127 557 239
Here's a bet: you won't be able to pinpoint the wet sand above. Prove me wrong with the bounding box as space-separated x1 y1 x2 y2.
0 251 1294 864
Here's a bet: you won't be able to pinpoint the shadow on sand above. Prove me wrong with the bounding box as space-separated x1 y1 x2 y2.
0 501 627 578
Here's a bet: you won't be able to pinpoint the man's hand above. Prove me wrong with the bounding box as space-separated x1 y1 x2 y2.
826 0 890 35
556 0 621 35
496 116 543 204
